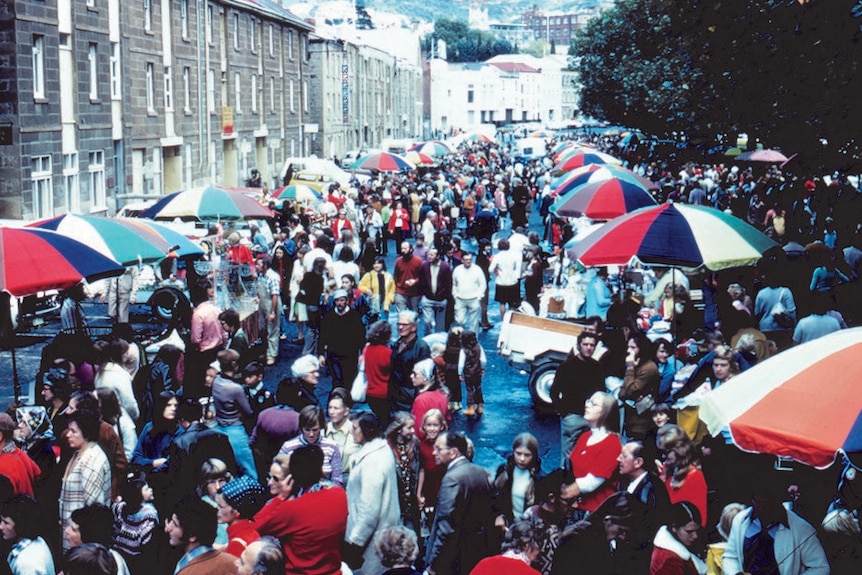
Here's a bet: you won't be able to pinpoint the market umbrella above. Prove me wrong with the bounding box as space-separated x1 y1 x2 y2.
566 202 779 271
30 214 176 266
735 149 790 163
0 226 124 296
550 165 658 197
553 150 622 174
699 328 862 468
528 130 554 139
405 151 437 166
138 186 274 221
349 151 415 172
464 133 495 144
550 178 658 220
271 184 323 203
114 219 206 258
409 141 453 157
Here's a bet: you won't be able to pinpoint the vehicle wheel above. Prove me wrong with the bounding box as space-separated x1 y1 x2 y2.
149 287 191 325
528 362 558 413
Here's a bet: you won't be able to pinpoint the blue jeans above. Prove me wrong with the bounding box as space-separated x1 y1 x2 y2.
217 424 258 481
420 296 448 334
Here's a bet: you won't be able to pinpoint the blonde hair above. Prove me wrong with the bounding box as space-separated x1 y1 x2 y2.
422 408 447 431
822 508 862 537
200 458 231 482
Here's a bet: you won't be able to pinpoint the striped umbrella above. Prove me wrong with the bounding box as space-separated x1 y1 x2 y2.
114 218 206 258
405 151 437 166
553 150 622 174
464 133 495 144
138 186 274 221
567 203 779 271
409 141 454 157
700 328 862 468
550 178 658 220
0 226 123 296
271 184 323 203
350 151 415 172
30 214 176 266
551 165 657 197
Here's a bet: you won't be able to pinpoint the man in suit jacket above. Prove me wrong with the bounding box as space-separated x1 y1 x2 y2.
617 440 671 518
167 496 238 575
418 248 453 334
424 431 496 575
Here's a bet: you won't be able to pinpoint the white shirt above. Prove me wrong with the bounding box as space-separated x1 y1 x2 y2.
452 264 486 300
488 249 522 287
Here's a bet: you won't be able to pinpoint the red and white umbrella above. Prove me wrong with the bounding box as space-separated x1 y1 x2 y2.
700 328 862 468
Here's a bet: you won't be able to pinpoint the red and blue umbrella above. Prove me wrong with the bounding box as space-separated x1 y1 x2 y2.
114 218 206 259
567 203 779 271
409 141 453 157
550 178 658 220
0 226 123 296
551 165 657 197
700 328 862 468
405 151 437 166
350 151 415 172
272 184 323 203
553 150 622 174
138 186 274 221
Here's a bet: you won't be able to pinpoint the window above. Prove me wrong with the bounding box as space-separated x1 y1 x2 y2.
268 25 273 56
26 155 53 220
289 79 295 112
164 66 173 111
63 153 80 213
144 0 152 32
110 42 121 99
87 0 95 6
207 68 215 113
234 72 241 113
467 86 474 104
88 43 98 100
250 19 256 53
32 35 45 99
301 35 308 61
287 30 294 60
206 4 213 44
269 76 275 113
183 67 191 113
251 74 258 113
181 0 189 39
302 79 308 112
89 151 106 209
146 63 155 112
233 13 239 50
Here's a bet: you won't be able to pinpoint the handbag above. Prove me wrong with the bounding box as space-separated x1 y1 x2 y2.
351 351 367 403
770 288 795 328
634 394 656 415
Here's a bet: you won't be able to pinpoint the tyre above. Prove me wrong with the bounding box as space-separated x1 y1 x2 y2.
149 286 191 325
528 362 558 413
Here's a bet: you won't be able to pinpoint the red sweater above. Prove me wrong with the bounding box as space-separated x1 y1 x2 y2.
470 555 541 575
0 448 41 497
649 546 701 575
254 486 348 575
364 344 392 399
224 518 260 558
568 431 622 512
412 390 450 440
664 467 708 527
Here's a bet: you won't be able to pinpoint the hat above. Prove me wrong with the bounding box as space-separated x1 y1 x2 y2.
218 476 267 519
42 367 70 399
228 232 241 245
413 358 435 381
291 354 320 378
332 289 349 301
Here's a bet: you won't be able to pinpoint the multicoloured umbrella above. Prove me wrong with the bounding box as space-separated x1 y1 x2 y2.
114 219 206 258
30 214 175 266
464 133 495 144
550 165 657 197
553 150 622 174
138 186 274 221
405 151 437 166
699 328 862 468
735 149 790 163
567 203 779 271
409 141 454 157
271 184 323 203
0 226 123 296
350 151 415 172
550 178 658 220
528 130 554 139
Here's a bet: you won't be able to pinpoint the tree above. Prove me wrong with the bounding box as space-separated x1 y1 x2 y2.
572 0 862 171
423 19 515 63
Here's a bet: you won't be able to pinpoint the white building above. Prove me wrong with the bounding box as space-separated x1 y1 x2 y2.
428 53 566 135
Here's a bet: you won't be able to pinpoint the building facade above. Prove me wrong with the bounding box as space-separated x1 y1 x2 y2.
0 0 312 220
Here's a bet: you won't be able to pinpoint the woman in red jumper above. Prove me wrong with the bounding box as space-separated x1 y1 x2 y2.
388 200 411 246
562 391 622 518
469 517 542 575
657 426 708 527
363 319 393 428
650 501 705 575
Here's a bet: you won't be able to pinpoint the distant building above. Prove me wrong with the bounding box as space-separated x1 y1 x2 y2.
520 4 600 48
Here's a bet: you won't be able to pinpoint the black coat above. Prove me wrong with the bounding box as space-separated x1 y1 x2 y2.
164 422 238 509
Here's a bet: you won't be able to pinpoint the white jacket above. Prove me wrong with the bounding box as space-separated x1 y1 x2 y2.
722 507 829 575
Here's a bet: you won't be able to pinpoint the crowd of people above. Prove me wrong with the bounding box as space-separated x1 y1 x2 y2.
8 130 862 575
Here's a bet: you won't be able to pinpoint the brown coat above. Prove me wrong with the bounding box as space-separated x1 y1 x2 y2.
177 549 238 575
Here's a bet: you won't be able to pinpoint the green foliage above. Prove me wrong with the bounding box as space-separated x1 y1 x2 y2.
422 18 515 62
572 0 862 169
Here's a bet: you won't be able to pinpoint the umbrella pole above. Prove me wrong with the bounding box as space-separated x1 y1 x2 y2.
11 344 20 404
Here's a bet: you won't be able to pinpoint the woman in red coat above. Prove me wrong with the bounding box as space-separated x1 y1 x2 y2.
563 391 622 515
388 200 411 246
650 501 706 575
470 518 542 575
363 319 393 428
657 426 708 527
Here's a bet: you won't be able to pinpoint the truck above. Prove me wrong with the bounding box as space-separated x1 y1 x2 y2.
496 310 587 412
